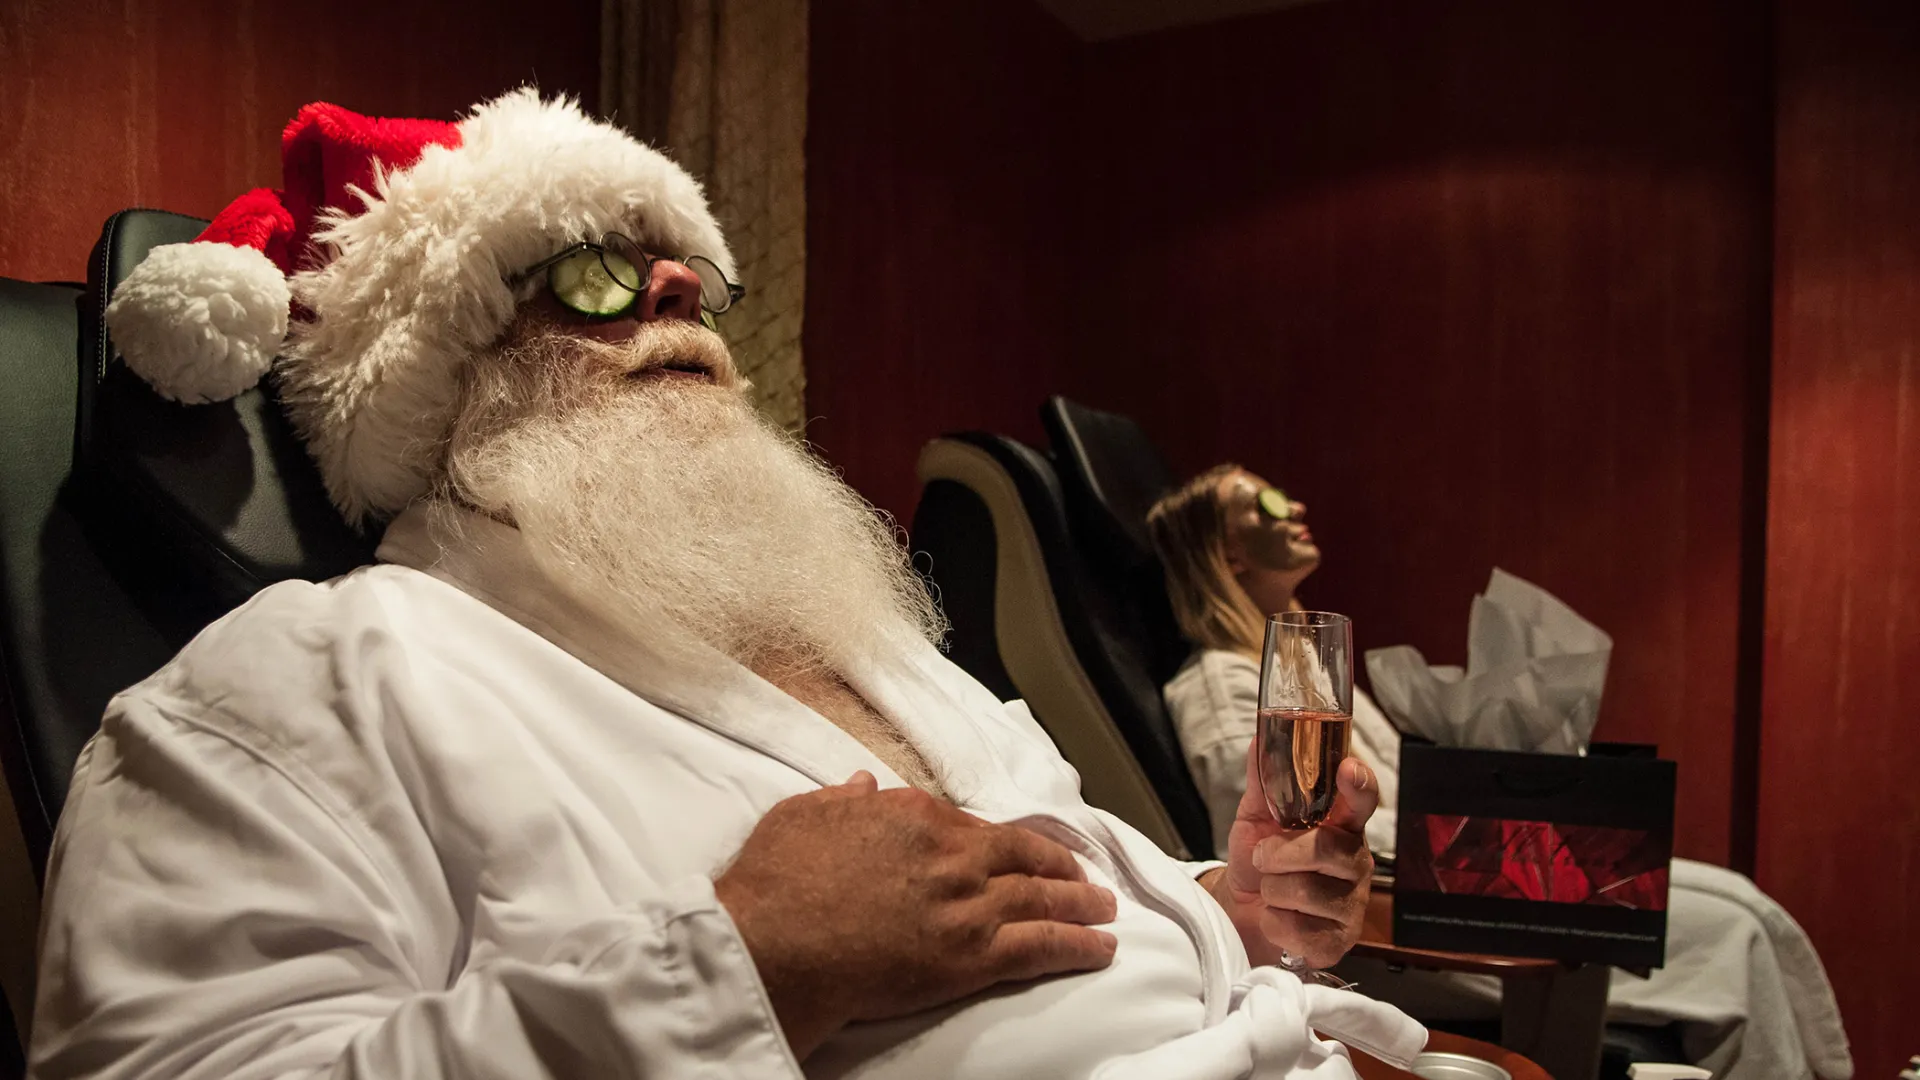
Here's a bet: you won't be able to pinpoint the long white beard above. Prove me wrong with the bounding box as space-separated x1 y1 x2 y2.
437 321 946 678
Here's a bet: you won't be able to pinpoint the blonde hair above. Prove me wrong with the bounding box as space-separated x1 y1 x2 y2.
1146 463 1268 658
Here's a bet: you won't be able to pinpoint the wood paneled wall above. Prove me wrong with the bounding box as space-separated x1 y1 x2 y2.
1109 2 1774 868
1068 0 1773 869
804 0 1083 530
0 0 599 284
1761 1 1920 1074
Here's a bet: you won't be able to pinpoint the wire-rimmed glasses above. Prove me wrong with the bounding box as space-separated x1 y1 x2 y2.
512 231 746 324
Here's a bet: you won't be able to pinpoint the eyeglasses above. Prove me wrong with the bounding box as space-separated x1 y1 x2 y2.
512 232 747 328
1256 487 1295 522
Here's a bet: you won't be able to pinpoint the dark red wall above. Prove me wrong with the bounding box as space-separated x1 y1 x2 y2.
804 0 1083 532
1069 0 1773 869
1759 1 1920 1074
0 0 599 284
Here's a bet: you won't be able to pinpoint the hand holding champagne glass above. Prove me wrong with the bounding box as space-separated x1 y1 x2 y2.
1256 610 1354 977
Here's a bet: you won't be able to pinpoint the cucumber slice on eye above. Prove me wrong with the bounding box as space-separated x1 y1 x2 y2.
1257 487 1292 521
549 250 637 317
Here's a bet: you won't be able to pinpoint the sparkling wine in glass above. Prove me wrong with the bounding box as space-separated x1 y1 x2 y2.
1256 610 1355 982
1256 705 1352 830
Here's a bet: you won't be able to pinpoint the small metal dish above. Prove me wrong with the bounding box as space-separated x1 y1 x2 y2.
1409 1051 1513 1080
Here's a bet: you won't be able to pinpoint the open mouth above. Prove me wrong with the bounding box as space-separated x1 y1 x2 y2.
628 358 715 383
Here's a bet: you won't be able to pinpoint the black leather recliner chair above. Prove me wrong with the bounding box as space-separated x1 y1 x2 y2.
909 398 1211 859
0 211 376 1045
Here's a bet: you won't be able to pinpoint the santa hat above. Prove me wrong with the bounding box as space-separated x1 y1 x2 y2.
106 89 734 525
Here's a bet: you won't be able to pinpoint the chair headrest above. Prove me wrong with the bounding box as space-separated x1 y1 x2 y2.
1041 396 1175 577
76 209 373 627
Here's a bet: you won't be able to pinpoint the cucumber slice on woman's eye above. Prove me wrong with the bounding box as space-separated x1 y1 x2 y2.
1257 487 1292 521
549 250 636 317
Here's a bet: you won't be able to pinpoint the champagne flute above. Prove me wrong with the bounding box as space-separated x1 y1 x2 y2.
1256 610 1355 982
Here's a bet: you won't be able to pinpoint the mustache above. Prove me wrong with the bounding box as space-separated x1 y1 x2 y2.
451 316 748 467
552 320 741 385
492 317 743 397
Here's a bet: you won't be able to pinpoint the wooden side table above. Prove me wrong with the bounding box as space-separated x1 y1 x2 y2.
1349 888 1610 1080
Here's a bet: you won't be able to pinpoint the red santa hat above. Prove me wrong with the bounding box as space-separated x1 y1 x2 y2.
106 89 734 525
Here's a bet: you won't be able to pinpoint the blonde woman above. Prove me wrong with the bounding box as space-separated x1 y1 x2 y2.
1147 466 1851 1080
1146 464 1400 860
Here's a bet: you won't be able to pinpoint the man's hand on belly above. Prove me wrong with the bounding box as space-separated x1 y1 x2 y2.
1201 751 1377 970
714 771 1119 1062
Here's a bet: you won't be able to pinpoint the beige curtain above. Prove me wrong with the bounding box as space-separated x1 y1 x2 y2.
601 0 809 432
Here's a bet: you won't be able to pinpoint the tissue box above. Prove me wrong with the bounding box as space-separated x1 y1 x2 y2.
1392 739 1676 969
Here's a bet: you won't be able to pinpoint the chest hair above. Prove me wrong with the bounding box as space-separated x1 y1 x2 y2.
771 670 947 798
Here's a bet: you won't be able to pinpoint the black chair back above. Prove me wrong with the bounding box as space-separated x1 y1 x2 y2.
0 210 374 877
1041 396 1191 683
0 275 163 878
1041 397 1171 575
74 210 374 639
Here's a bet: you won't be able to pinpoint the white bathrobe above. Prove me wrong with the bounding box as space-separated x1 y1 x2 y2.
28 509 1424 1080
1163 649 1854 1080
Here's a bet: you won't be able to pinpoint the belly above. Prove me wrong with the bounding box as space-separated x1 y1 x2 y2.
805 855 1208 1080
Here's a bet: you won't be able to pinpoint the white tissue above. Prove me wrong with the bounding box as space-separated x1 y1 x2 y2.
1364 568 1611 754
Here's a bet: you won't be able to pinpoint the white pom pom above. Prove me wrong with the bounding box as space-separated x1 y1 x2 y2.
104 241 290 404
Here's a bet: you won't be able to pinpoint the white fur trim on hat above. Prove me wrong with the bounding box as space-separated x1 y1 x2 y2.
104 242 289 404
277 89 735 526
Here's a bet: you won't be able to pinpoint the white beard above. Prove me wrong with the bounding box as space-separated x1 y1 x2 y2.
436 320 946 680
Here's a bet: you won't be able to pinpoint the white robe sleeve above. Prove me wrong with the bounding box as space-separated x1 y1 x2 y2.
1162 653 1262 860
30 693 802 1080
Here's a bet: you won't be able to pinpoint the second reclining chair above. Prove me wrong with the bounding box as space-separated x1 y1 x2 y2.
910 397 1211 858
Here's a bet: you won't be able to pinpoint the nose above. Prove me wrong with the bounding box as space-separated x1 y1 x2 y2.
1290 500 1308 521
640 258 706 323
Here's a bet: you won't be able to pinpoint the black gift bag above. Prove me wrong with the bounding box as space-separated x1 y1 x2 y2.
1392 738 1677 969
